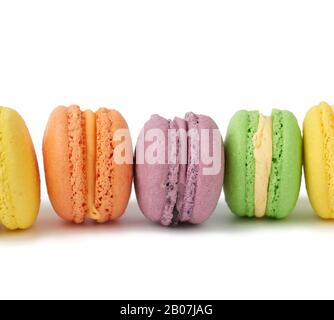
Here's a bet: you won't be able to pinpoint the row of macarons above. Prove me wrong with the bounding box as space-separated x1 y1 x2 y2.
0 103 331 230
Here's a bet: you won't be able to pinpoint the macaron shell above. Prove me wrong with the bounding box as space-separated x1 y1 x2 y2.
43 106 77 222
189 115 224 224
304 103 333 219
135 115 170 223
107 109 133 220
224 110 259 217
266 109 302 219
0 107 40 230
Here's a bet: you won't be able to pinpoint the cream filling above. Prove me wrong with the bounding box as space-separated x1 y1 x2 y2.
84 110 101 220
253 114 272 218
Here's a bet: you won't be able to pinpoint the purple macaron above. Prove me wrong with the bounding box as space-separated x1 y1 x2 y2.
135 112 224 226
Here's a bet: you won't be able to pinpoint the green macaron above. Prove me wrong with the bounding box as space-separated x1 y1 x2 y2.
224 109 302 219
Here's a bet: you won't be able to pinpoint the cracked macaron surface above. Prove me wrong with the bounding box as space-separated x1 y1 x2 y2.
135 112 224 226
43 105 133 224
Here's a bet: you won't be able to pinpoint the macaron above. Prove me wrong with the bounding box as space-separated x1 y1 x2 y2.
135 112 224 226
224 109 302 219
304 102 334 219
43 105 133 223
0 107 40 230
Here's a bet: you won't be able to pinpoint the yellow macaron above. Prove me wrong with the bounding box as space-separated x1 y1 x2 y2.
0 107 40 230
304 102 334 219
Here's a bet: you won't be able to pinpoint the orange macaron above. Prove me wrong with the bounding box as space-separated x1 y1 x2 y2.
43 105 133 223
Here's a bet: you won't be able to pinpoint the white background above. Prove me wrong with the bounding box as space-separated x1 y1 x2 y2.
0 0 333 300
